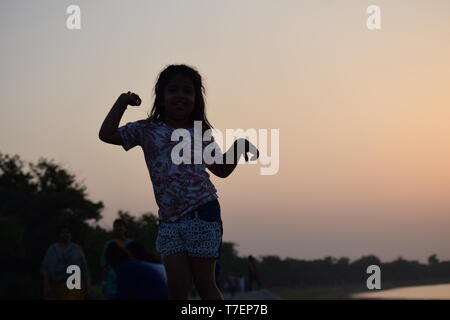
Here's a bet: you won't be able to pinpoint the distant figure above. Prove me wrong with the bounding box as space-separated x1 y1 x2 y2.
41 224 90 300
105 241 168 300
227 275 237 297
99 64 260 300
248 255 261 291
100 218 133 299
238 274 246 293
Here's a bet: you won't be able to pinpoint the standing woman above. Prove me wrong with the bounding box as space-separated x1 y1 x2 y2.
41 225 90 300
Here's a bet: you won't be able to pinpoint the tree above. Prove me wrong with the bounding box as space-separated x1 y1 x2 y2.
115 210 159 254
0 153 104 298
428 254 439 266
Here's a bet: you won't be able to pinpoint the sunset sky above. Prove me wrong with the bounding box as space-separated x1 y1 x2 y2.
1 0 449 263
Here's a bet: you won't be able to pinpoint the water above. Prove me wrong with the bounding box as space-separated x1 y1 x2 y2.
352 283 450 300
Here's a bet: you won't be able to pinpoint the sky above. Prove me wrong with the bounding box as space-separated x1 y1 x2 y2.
1 0 450 263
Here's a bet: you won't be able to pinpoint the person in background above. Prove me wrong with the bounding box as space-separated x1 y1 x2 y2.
247 255 261 291
41 224 90 300
126 240 167 283
237 274 245 293
105 241 168 300
100 218 133 299
228 275 237 297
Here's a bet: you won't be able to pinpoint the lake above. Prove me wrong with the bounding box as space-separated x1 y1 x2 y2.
352 283 450 300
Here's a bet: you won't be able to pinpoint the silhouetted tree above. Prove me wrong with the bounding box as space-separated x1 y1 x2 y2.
428 254 439 265
0 153 103 298
115 210 159 255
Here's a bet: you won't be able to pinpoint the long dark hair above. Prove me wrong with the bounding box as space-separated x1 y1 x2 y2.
146 64 213 132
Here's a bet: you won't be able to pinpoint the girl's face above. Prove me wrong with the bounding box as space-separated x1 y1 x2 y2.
163 74 196 122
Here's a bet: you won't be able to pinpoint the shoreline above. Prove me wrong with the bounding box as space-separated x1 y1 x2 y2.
270 279 450 300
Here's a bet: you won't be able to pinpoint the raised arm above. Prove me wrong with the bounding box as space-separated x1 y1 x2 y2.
206 138 259 178
99 92 141 145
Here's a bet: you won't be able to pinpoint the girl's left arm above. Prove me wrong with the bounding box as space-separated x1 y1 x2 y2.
206 138 259 178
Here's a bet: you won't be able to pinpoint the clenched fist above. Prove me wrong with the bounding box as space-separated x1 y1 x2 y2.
118 91 141 106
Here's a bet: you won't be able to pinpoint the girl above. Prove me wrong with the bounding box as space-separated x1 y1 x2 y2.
99 64 259 300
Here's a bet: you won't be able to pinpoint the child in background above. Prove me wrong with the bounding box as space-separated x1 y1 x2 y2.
105 241 168 300
100 219 133 299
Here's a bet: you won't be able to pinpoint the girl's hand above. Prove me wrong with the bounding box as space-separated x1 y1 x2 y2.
118 91 141 106
241 139 259 162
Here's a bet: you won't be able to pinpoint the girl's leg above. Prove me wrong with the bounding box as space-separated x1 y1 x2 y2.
189 257 223 300
162 252 192 300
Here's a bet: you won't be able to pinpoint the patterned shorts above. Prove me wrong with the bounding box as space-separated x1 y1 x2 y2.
156 199 223 259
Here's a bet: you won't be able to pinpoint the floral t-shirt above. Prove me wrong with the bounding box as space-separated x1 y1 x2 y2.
118 119 219 222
